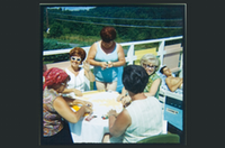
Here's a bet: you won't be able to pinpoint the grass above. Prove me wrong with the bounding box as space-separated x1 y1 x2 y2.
43 33 178 65
44 33 136 48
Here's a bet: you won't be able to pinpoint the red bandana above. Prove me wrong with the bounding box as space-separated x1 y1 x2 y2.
43 67 68 90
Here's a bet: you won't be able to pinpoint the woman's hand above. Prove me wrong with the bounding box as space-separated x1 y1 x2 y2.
107 61 114 68
83 101 93 109
83 105 93 114
108 109 118 117
117 94 132 107
121 96 132 108
100 62 108 70
83 60 91 72
73 89 83 97
116 94 126 102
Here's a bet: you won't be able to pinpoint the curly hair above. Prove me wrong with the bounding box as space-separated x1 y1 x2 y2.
140 54 161 72
122 65 149 94
100 26 117 42
69 47 86 62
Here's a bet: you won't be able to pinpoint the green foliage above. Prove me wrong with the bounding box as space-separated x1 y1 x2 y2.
62 27 71 34
43 6 184 63
43 38 72 63
44 6 184 41
43 38 72 50
49 22 63 37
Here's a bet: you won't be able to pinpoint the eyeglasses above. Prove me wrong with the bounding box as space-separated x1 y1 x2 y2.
61 83 68 87
143 64 155 69
71 56 81 62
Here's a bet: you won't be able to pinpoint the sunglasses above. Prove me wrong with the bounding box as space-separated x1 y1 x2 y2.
71 56 81 62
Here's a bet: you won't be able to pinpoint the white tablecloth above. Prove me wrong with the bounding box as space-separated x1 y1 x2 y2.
68 91 168 143
68 91 123 143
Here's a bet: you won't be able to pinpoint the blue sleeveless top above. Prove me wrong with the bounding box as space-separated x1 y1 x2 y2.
94 41 119 83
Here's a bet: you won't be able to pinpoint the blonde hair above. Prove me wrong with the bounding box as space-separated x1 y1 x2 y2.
140 54 161 72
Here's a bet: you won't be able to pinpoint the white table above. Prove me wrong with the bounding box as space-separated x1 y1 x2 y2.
68 91 123 143
68 91 168 143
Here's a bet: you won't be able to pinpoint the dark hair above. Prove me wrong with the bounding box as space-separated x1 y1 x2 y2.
69 47 86 62
159 66 167 74
122 65 149 94
100 26 117 42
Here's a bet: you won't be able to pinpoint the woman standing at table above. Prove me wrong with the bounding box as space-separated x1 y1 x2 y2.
87 26 126 91
42 67 93 145
106 65 162 143
63 47 95 97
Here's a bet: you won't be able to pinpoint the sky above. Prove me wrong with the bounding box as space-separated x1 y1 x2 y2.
48 6 96 11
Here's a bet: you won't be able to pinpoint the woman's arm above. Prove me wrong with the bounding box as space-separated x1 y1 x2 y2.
116 87 127 102
108 109 131 138
53 96 88 123
116 87 131 107
84 70 95 82
61 97 93 108
62 88 83 97
62 96 76 105
83 60 95 82
144 78 161 97
108 44 126 68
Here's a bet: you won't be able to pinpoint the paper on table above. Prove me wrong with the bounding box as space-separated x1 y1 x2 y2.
82 90 105 95
71 91 123 116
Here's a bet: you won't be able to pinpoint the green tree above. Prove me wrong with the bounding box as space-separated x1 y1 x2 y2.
62 27 71 34
49 22 63 37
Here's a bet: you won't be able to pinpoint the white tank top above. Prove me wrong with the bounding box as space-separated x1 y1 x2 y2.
123 96 163 143
65 67 85 92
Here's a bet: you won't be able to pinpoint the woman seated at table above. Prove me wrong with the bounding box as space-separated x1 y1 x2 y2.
105 65 162 143
87 26 126 91
42 67 93 145
63 47 95 97
160 65 183 92
117 54 161 106
141 54 161 98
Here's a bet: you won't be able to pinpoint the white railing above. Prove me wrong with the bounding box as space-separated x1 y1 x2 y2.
43 36 183 69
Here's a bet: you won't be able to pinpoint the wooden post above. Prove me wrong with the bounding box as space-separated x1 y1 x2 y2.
126 44 135 65
158 40 165 67
46 8 49 29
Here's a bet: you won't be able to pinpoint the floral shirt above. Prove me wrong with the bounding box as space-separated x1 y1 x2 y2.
144 73 161 99
43 87 63 137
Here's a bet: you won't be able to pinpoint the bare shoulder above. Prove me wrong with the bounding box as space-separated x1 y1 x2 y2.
87 43 98 59
90 42 98 50
117 43 124 52
117 108 131 127
118 109 131 121
155 78 161 83
53 96 68 109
